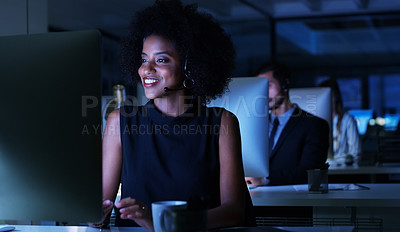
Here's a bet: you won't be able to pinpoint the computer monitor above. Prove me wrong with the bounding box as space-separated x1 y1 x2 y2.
348 109 373 135
208 77 269 177
289 87 333 157
0 30 102 223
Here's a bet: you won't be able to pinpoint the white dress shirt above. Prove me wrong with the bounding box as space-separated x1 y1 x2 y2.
332 112 361 163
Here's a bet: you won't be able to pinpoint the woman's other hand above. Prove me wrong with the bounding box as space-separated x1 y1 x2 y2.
115 197 153 231
245 177 266 186
88 199 114 228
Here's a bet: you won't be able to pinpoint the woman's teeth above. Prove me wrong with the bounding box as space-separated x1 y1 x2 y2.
144 79 158 84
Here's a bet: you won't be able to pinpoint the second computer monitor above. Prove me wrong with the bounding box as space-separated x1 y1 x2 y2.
208 77 269 177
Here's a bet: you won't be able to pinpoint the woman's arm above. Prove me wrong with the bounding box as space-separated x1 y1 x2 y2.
104 109 154 231
207 109 247 229
102 110 123 223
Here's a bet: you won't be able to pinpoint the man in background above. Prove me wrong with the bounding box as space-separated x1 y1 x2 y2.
246 62 329 186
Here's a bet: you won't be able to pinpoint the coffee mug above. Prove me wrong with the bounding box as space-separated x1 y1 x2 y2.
152 200 187 232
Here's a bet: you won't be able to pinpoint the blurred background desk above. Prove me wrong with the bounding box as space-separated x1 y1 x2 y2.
328 164 400 183
328 164 400 175
249 184 400 232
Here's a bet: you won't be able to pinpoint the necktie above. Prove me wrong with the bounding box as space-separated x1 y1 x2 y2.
269 118 279 154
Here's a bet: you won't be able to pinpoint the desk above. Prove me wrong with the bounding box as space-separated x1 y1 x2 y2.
2 225 354 232
328 164 400 175
328 164 400 183
0 225 148 232
250 184 400 232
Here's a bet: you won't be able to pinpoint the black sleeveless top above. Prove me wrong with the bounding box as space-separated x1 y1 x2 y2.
116 100 224 226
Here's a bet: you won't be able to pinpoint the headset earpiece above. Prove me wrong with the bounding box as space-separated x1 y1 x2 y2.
183 55 191 78
281 79 290 90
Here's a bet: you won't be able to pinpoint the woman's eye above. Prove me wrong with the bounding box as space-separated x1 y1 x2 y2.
157 58 168 63
141 59 148 63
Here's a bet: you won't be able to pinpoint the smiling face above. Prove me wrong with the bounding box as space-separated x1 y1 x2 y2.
138 34 184 99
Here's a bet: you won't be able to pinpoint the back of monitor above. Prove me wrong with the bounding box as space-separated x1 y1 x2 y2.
0 30 102 223
208 77 269 177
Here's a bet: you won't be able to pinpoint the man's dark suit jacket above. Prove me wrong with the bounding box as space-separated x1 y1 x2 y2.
268 107 329 186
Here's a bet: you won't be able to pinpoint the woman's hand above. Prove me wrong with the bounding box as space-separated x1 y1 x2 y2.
115 197 154 231
88 199 114 228
245 177 266 186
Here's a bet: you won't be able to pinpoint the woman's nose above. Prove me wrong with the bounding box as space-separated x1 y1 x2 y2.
142 61 155 74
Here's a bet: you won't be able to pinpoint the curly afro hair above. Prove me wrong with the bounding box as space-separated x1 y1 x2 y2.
120 0 236 104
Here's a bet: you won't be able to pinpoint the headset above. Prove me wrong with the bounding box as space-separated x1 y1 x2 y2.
183 54 191 78
281 78 290 91
164 54 194 92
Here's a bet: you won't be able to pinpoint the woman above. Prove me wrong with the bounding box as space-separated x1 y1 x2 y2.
100 0 250 231
318 79 361 164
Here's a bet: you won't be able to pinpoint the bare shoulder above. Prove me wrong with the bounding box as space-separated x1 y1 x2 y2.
218 109 241 144
220 109 239 129
107 109 120 124
103 109 120 136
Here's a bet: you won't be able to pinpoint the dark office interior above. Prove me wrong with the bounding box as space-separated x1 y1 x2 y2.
50 1 400 230
47 1 400 120
44 0 400 166
2 0 400 231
